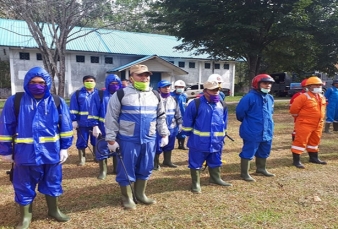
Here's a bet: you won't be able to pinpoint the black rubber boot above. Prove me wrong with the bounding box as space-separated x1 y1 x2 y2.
162 151 177 168
292 153 305 169
77 149 86 166
16 204 32 229
208 167 232 186
255 157 275 177
120 185 136 210
45 195 70 222
240 158 256 182
333 122 338 131
97 159 107 180
153 154 160 170
190 169 201 193
308 152 327 164
112 156 117 174
324 123 331 133
134 180 156 205
180 138 187 150
177 139 183 149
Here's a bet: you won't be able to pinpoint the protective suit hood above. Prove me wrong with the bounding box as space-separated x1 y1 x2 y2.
23 67 52 98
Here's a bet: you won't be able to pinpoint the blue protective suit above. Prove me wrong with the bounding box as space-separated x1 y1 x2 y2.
0 67 73 205
70 86 101 149
105 85 169 186
324 86 338 123
236 89 274 159
170 91 187 139
182 95 227 169
155 95 182 153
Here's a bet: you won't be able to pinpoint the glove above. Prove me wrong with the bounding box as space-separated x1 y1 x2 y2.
72 121 78 129
178 124 183 133
160 135 169 147
1 155 14 163
92 126 101 138
59 149 69 164
108 141 119 152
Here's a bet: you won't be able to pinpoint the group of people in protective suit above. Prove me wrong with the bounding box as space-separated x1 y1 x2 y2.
0 65 330 228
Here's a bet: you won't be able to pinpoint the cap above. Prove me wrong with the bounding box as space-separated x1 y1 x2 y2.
203 80 219 90
130 64 152 75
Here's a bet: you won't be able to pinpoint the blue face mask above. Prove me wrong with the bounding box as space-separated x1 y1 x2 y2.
176 88 184 93
260 88 271 94
28 84 46 95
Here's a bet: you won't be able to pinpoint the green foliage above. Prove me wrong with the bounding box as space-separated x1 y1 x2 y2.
0 60 10 88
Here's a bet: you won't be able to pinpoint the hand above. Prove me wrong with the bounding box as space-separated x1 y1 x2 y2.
178 124 183 133
1 155 14 163
72 121 78 129
59 149 69 164
92 126 102 138
108 141 119 152
160 135 169 147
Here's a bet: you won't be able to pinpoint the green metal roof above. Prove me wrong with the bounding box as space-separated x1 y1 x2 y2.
0 18 211 59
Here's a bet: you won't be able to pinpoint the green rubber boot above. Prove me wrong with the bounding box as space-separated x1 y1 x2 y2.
208 167 232 186
240 158 256 182
16 204 32 229
97 159 107 180
134 180 156 205
324 123 331 133
112 156 117 174
190 169 201 193
153 154 160 170
45 195 70 222
77 149 86 166
162 151 177 168
255 157 275 177
120 185 136 210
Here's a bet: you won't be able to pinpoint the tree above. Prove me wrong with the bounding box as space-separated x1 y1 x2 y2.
1 0 114 97
148 0 330 80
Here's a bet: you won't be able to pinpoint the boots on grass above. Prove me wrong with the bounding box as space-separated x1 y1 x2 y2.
333 122 338 131
77 149 86 166
153 154 160 170
162 151 177 168
178 138 187 150
240 158 256 182
292 153 305 169
324 123 331 133
16 204 32 229
97 159 107 180
308 152 327 164
112 156 117 174
190 169 201 193
208 167 232 186
120 185 136 210
134 180 156 205
45 195 70 222
255 157 275 177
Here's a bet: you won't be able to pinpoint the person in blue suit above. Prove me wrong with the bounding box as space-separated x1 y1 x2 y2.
324 79 338 133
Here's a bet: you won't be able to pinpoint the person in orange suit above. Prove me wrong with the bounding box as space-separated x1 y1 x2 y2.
289 79 307 141
289 76 327 169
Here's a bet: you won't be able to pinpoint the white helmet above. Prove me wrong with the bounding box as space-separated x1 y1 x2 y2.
208 74 223 83
174 80 186 87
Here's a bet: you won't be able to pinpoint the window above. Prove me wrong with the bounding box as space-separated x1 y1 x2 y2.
178 61 185 68
36 53 42 60
224 64 229 69
105 57 113 64
76 55 85 63
169 61 174 64
189 62 195 68
214 63 220 69
91 56 99 63
205 63 211 69
19 52 30 60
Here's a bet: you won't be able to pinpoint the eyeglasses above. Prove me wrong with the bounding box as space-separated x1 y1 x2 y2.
29 81 46 85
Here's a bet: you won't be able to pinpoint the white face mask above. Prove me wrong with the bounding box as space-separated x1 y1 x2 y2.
260 88 271 94
312 87 322 94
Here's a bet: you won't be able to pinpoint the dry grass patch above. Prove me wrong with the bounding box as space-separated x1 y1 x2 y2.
1 101 338 228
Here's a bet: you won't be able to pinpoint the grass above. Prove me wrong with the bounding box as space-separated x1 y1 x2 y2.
1 101 338 228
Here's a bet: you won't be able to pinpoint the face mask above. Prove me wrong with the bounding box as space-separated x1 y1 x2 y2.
161 92 171 98
176 88 184 93
108 84 120 94
260 88 271 94
312 87 322 94
28 84 46 96
84 82 96 89
305 88 309 92
134 81 150 91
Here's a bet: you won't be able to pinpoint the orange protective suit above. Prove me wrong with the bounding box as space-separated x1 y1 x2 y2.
289 91 326 154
